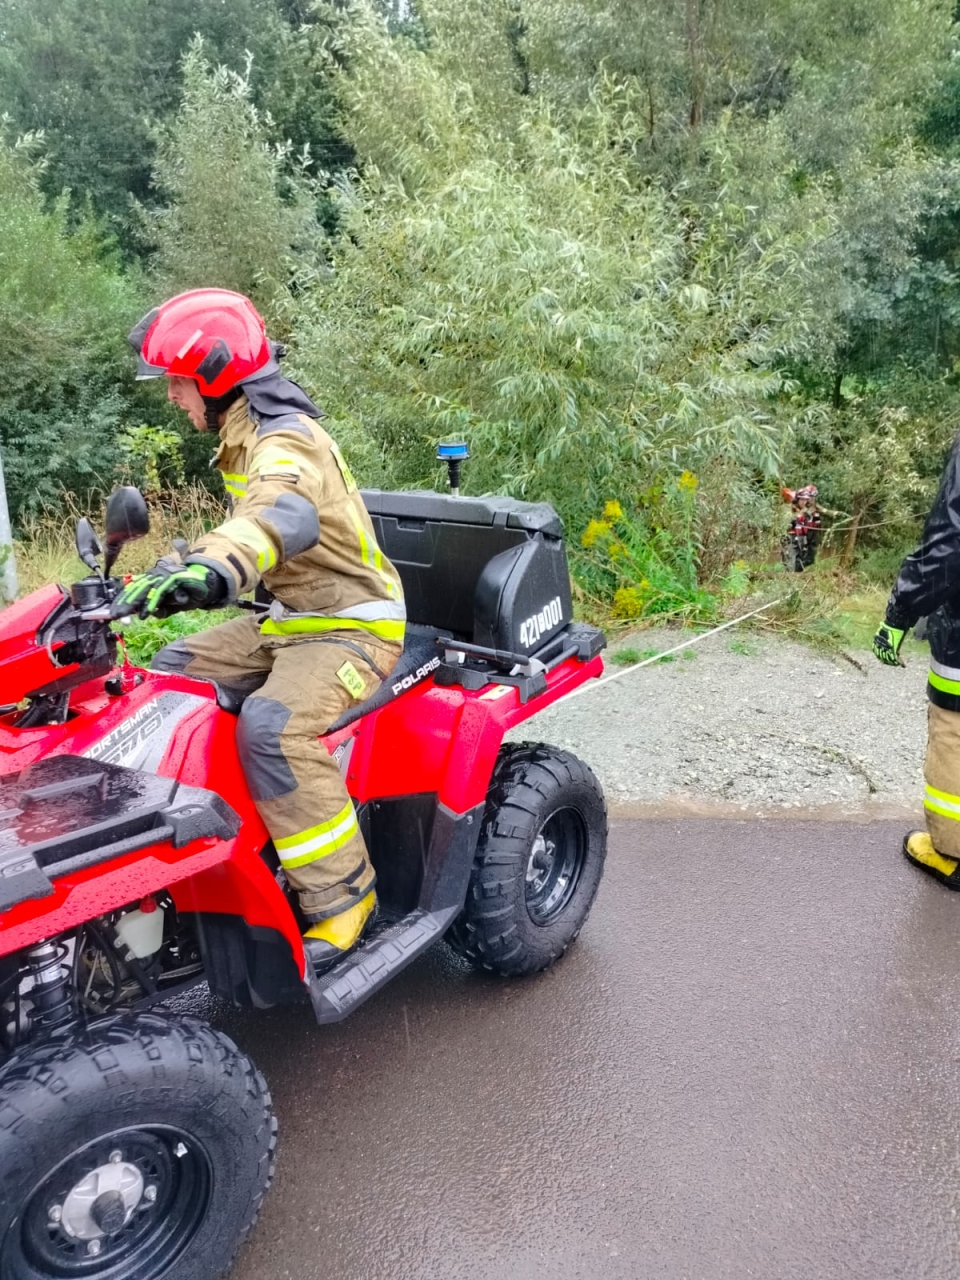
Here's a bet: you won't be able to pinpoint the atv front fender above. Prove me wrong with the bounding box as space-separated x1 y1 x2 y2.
0 829 302 973
0 755 304 974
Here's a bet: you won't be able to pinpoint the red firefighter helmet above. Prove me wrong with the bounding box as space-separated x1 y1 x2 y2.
128 289 272 398
782 484 819 507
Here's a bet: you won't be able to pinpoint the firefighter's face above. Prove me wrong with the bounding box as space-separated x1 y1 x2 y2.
166 375 208 431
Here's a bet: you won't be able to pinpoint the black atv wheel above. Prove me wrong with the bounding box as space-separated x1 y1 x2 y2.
447 744 607 976
0 1012 276 1280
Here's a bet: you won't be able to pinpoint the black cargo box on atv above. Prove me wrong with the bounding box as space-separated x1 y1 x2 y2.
361 490 573 655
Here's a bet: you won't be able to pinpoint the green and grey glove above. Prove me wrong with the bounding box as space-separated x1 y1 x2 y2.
112 560 226 619
872 623 906 667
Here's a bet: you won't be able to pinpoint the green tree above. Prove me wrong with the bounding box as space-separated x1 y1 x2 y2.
136 40 323 323
0 133 143 521
786 367 959 565
0 0 348 252
291 3 836 528
282 0 960 595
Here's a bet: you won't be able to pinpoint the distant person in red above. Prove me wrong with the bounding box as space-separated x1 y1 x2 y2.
780 484 821 571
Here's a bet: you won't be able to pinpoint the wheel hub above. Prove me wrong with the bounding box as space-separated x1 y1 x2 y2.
59 1155 144 1241
524 808 587 925
525 833 556 893
19 1127 210 1279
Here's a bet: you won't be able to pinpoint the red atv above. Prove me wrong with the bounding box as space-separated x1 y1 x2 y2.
0 483 607 1280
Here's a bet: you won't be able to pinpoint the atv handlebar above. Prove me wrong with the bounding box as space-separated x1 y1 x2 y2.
79 579 209 626
83 585 191 622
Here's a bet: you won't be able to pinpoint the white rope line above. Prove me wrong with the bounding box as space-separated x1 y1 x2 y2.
556 598 785 705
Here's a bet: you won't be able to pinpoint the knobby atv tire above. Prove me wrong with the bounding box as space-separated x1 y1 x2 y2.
0 1011 276 1280
447 743 608 976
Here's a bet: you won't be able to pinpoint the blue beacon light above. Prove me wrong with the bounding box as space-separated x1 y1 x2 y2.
437 442 469 496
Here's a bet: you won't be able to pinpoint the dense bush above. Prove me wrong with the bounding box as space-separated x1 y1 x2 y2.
0 0 348 254
0 135 143 520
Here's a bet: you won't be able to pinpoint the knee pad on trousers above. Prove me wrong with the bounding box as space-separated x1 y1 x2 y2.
236 696 298 802
150 639 195 674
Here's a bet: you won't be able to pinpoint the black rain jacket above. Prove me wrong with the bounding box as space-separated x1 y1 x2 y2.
885 435 960 710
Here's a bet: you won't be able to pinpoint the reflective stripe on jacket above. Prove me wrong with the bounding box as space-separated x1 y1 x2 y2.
186 394 405 641
927 645 960 712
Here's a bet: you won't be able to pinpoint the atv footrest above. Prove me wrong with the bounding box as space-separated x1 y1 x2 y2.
309 906 457 1023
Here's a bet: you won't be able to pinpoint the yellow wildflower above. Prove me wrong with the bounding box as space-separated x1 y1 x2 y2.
613 587 644 619
603 500 624 521
678 470 698 492
608 541 627 562
581 519 611 549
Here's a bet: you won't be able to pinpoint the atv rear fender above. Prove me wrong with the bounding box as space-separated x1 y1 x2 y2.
329 644 604 816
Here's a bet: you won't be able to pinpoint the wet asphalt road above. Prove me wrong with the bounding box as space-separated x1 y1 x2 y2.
205 817 960 1280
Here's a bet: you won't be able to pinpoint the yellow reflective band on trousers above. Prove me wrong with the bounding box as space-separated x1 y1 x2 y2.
259 615 405 643
349 499 402 602
275 801 359 869
924 782 960 822
217 516 277 573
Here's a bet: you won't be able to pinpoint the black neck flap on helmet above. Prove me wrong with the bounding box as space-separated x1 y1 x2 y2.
129 321 322 428
238 343 323 421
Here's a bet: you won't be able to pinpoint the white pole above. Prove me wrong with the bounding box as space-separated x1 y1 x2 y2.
0 444 18 603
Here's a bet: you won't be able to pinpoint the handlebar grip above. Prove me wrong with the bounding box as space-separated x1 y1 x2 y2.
172 587 192 607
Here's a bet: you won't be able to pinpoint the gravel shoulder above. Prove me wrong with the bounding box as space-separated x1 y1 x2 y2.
508 626 928 820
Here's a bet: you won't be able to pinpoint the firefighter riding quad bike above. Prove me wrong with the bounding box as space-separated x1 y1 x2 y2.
0 483 607 1280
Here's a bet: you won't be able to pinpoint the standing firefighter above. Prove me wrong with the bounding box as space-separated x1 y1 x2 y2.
116 289 405 964
780 484 822 572
873 438 960 886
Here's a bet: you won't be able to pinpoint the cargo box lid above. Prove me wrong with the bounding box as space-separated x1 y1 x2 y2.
361 490 563 537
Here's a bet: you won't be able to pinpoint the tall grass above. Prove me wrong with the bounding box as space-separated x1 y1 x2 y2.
14 486 227 596
12 486 234 665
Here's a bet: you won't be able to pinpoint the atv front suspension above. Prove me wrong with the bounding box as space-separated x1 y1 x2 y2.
0 900 204 1062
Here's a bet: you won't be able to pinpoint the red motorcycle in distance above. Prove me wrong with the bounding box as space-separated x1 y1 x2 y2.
0 483 607 1280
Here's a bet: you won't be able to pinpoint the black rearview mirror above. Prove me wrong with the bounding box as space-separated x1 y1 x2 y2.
75 518 102 573
104 487 150 575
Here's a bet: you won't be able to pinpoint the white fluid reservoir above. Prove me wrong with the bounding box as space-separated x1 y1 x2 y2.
115 903 165 958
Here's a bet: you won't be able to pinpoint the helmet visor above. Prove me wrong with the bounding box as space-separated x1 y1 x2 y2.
134 352 168 380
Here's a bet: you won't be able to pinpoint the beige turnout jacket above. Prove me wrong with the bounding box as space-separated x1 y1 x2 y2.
187 395 405 643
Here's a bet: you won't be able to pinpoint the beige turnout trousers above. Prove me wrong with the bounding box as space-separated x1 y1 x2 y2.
153 613 401 919
924 703 960 857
